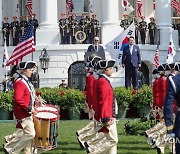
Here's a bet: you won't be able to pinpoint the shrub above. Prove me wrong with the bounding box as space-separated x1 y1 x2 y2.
0 91 13 111
133 85 153 108
114 87 133 108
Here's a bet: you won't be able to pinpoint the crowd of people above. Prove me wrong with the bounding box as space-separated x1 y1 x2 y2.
145 62 180 154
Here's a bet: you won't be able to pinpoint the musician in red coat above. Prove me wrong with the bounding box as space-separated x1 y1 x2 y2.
157 64 167 110
76 56 101 148
86 59 118 154
4 61 36 154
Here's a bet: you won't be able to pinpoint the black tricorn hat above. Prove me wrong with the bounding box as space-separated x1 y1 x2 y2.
157 64 166 72
174 63 180 71
88 56 102 68
165 63 172 71
152 68 159 75
96 59 116 70
18 61 36 70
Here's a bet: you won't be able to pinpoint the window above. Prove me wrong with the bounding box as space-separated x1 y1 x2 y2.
19 0 27 16
72 0 90 20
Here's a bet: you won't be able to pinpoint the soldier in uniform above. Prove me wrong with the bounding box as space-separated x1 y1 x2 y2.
79 13 89 44
176 19 180 46
164 63 180 154
11 16 20 46
69 14 78 44
120 14 130 30
131 15 139 44
19 16 29 37
59 13 69 44
32 14 39 44
138 16 147 45
148 17 156 45
89 14 99 44
3 17 11 46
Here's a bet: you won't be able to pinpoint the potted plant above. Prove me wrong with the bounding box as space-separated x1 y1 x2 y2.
0 91 13 120
114 87 133 118
133 85 153 117
61 89 85 120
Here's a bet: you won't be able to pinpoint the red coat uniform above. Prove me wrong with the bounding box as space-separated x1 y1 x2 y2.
158 75 167 109
86 72 95 109
95 75 115 123
152 78 160 109
13 78 32 120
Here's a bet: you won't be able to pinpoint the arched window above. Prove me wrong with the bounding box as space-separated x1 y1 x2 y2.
68 61 86 91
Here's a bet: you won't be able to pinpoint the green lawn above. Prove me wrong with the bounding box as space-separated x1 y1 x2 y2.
0 120 170 154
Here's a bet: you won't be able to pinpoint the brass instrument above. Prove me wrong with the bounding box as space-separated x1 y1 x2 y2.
3 28 7 37
72 25 75 36
82 25 85 32
13 27 16 38
21 27 25 36
60 25 65 36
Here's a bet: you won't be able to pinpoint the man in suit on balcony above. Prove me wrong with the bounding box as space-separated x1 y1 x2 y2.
122 36 141 91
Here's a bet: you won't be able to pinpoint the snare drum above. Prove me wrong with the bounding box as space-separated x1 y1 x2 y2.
34 111 59 149
35 104 60 114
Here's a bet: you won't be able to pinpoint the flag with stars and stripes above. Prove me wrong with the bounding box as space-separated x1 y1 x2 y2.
154 42 160 68
171 0 180 15
66 0 74 17
137 0 142 17
6 20 35 66
26 0 33 16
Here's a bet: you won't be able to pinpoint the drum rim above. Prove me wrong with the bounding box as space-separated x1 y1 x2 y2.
35 104 60 112
34 110 60 121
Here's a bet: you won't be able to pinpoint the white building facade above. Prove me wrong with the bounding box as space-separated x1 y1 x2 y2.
0 0 179 90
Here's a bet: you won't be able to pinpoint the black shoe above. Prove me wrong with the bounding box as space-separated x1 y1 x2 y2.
85 146 90 154
76 131 79 137
84 141 89 148
77 137 84 149
3 144 9 154
155 147 161 154
144 132 148 138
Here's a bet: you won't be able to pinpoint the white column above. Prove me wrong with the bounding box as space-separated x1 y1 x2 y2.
155 0 172 46
101 0 123 45
36 0 59 45
0 0 2 30
39 0 58 29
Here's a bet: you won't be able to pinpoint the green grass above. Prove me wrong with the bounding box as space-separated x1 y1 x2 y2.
0 120 170 154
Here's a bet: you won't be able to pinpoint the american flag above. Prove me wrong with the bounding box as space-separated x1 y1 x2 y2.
66 0 74 17
6 20 35 66
154 42 160 68
153 0 155 11
26 0 33 16
2 39 9 68
171 0 180 15
137 0 142 17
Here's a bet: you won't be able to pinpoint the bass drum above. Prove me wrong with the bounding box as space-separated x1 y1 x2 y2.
75 30 86 43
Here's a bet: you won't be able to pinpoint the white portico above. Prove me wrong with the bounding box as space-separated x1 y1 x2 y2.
0 0 179 89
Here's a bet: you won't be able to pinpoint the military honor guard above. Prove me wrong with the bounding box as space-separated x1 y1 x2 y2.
76 55 101 148
164 63 180 154
89 14 99 44
69 14 79 44
120 14 130 30
138 16 147 45
148 17 156 45
59 13 69 44
32 13 39 44
11 16 20 46
84 59 118 154
79 13 89 44
145 63 180 154
3 17 11 46
3 61 36 154
19 16 29 37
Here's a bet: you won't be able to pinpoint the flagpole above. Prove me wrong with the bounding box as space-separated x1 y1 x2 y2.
4 37 8 92
31 15 34 61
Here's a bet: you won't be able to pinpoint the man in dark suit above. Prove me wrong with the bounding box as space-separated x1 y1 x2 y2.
122 36 141 90
87 37 104 52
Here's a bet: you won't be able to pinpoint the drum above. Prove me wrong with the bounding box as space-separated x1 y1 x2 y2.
35 104 60 114
34 111 59 149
